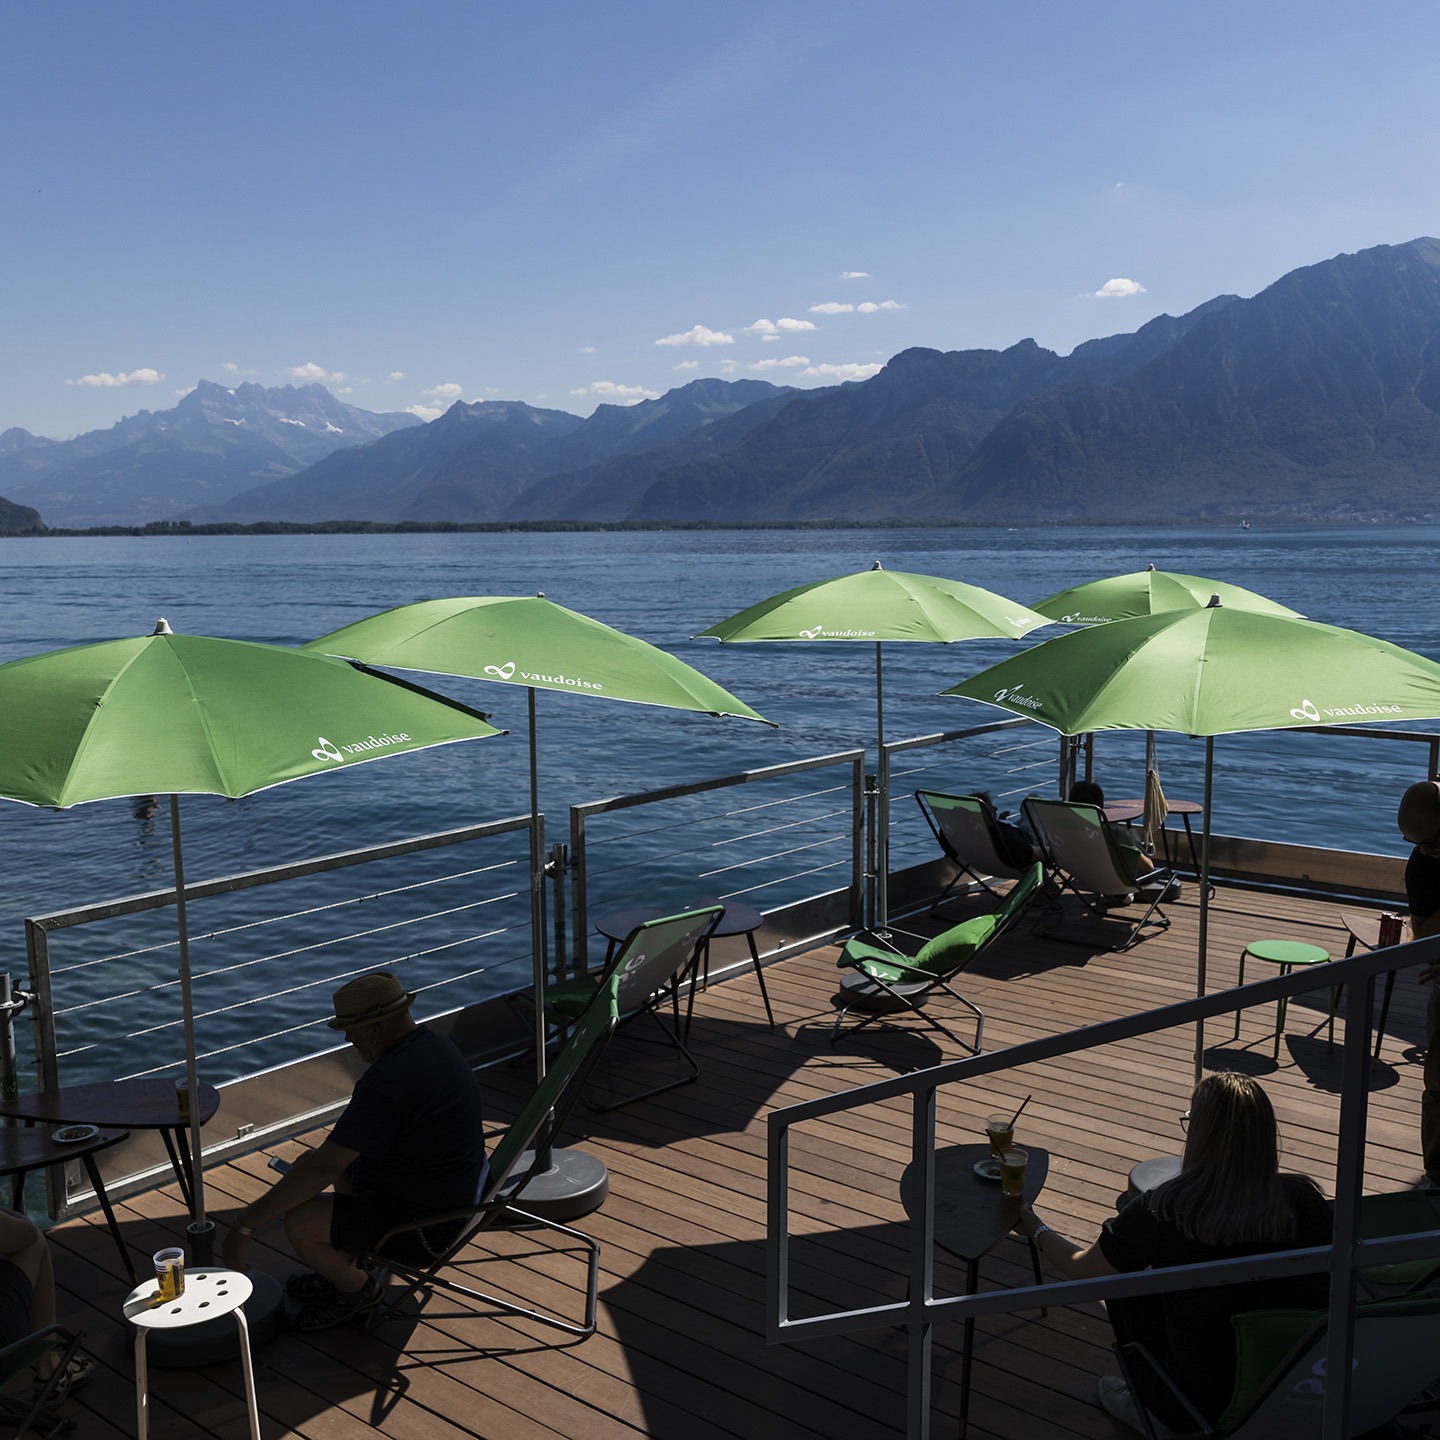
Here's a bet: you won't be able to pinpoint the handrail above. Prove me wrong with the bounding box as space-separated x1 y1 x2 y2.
766 932 1440 1439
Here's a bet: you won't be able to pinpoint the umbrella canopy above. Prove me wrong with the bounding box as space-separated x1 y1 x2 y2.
943 603 1440 737
699 562 1051 928
305 594 769 723
1033 565 1303 625
0 621 503 1235
943 600 1440 1078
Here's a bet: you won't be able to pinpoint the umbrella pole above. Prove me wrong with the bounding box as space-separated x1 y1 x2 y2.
168 796 210 1251
875 642 889 933
1193 738 1214 1085
529 687 548 1089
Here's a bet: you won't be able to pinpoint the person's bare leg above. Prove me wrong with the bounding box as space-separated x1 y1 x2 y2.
0 1214 59 1377
283 1197 369 1294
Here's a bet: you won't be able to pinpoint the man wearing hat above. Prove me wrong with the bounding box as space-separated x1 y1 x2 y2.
1398 780 1440 1183
221 972 487 1330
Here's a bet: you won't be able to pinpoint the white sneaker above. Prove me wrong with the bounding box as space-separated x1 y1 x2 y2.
1096 1375 1172 1437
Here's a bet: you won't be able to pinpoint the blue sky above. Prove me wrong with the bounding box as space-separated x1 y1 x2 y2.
6 1 1440 440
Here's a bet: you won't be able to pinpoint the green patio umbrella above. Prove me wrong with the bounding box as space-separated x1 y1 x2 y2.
305 595 772 1104
0 620 503 1239
698 561 1052 926
1033 565 1304 625
943 599 1440 1076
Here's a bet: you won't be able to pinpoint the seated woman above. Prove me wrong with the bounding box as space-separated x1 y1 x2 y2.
1068 780 1178 899
1011 1073 1331 1434
0 1207 91 1401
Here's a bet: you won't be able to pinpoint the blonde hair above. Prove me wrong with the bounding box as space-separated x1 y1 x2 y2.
1149 1072 1316 1247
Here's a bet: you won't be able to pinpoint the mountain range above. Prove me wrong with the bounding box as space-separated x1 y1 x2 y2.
7 237 1440 531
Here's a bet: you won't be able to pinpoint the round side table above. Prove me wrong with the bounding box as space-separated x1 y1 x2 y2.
124 1268 261 1440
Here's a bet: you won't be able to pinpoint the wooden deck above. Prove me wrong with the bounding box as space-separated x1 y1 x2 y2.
41 880 1437 1439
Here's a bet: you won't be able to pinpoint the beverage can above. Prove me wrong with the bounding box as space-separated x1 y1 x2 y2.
1378 913 1404 947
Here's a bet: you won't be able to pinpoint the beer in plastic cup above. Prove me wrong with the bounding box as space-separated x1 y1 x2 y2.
985 1113 1014 1157
1000 1147 1029 1199
153 1247 185 1301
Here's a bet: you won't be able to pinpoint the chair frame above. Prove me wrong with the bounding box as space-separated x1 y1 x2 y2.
362 908 721 1340
914 789 1027 910
1023 795 1172 952
0 1324 85 1438
830 863 1044 1050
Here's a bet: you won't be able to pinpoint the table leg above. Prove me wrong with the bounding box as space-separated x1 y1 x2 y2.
960 1257 979 1436
82 1150 137 1281
134 1328 150 1440
160 1126 194 1209
747 932 776 1029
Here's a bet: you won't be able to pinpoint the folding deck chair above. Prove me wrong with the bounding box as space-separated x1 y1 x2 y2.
830 863 1044 1050
359 910 715 1338
914 789 1029 911
1116 1293 1440 1439
0 1325 86 1438
1023 795 1172 952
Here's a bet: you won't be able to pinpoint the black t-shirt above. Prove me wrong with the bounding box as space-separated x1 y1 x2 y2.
330 1027 488 1215
1406 845 1440 924
1099 1175 1332 1423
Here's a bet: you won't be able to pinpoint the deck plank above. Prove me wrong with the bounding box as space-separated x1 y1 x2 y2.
38 879 1437 1439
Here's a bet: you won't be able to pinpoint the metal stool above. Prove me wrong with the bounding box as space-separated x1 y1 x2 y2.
124 1268 260 1440
1233 939 1335 1059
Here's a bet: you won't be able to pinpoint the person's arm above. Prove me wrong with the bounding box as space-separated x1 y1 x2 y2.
221 1138 357 1269
1012 1204 1117 1280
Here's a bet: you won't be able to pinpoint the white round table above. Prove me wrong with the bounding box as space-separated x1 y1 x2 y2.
123 1268 261 1440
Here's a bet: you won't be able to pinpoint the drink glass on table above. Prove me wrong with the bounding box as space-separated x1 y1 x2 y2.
1000 1147 1029 1199
153 1246 185 1301
985 1113 1015 1158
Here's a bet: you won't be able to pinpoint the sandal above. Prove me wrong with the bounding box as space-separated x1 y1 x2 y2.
34 1353 94 1403
284 1271 336 1302
288 1278 383 1333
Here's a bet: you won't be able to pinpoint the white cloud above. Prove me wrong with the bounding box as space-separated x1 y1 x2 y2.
289 361 347 383
840 270 870 279
1092 278 1147 298
67 367 163 388
387 371 405 382
743 316 818 337
751 355 810 371
422 382 464 401
809 302 853 315
174 385 196 399
406 404 443 421
578 345 597 354
575 380 660 404
654 324 734 347
221 362 257 376
674 360 700 371
801 361 883 383
856 300 904 312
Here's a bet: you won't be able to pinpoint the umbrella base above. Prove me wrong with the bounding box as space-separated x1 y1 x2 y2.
144 1271 284 1368
501 1146 609 1222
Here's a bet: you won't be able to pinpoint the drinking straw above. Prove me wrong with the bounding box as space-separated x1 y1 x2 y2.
1008 1093 1033 1129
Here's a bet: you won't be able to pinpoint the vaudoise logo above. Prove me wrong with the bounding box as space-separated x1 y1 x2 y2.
482 659 602 691
992 684 1045 712
1288 697 1402 723
311 733 414 764
798 623 875 639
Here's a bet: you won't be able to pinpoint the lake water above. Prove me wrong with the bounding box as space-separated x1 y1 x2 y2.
1 524 1435 1083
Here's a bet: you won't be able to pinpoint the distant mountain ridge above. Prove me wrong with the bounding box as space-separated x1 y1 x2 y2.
0 381 420 528
6 238 1440 531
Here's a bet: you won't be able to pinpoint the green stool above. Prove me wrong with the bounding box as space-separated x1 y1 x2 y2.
1233 939 1335 1059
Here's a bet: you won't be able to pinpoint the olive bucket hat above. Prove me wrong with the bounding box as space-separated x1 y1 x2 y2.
327 972 415 1030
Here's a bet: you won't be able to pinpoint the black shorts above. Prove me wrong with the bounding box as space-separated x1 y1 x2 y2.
330 1192 467 1267
0 1259 33 1347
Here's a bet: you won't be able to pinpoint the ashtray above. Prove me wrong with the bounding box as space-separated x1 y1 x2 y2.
52 1124 99 1145
972 1156 1002 1181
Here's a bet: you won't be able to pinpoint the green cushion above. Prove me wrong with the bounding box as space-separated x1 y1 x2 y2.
913 915 997 975
543 974 601 1018
1222 1309 1321 1427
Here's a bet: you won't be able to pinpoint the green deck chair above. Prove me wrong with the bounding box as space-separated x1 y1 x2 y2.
0 1325 86 1438
357 920 660 1339
914 789 1029 910
830 863 1044 1051
1116 1294 1440 1439
1336 1188 1440 1297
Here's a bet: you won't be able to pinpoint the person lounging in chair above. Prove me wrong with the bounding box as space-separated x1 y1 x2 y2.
223 972 488 1331
1069 780 1179 902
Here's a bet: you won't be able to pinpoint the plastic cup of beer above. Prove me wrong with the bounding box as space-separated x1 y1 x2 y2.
985 1113 1015 1157
1000 1147 1029 1199
153 1246 185 1301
